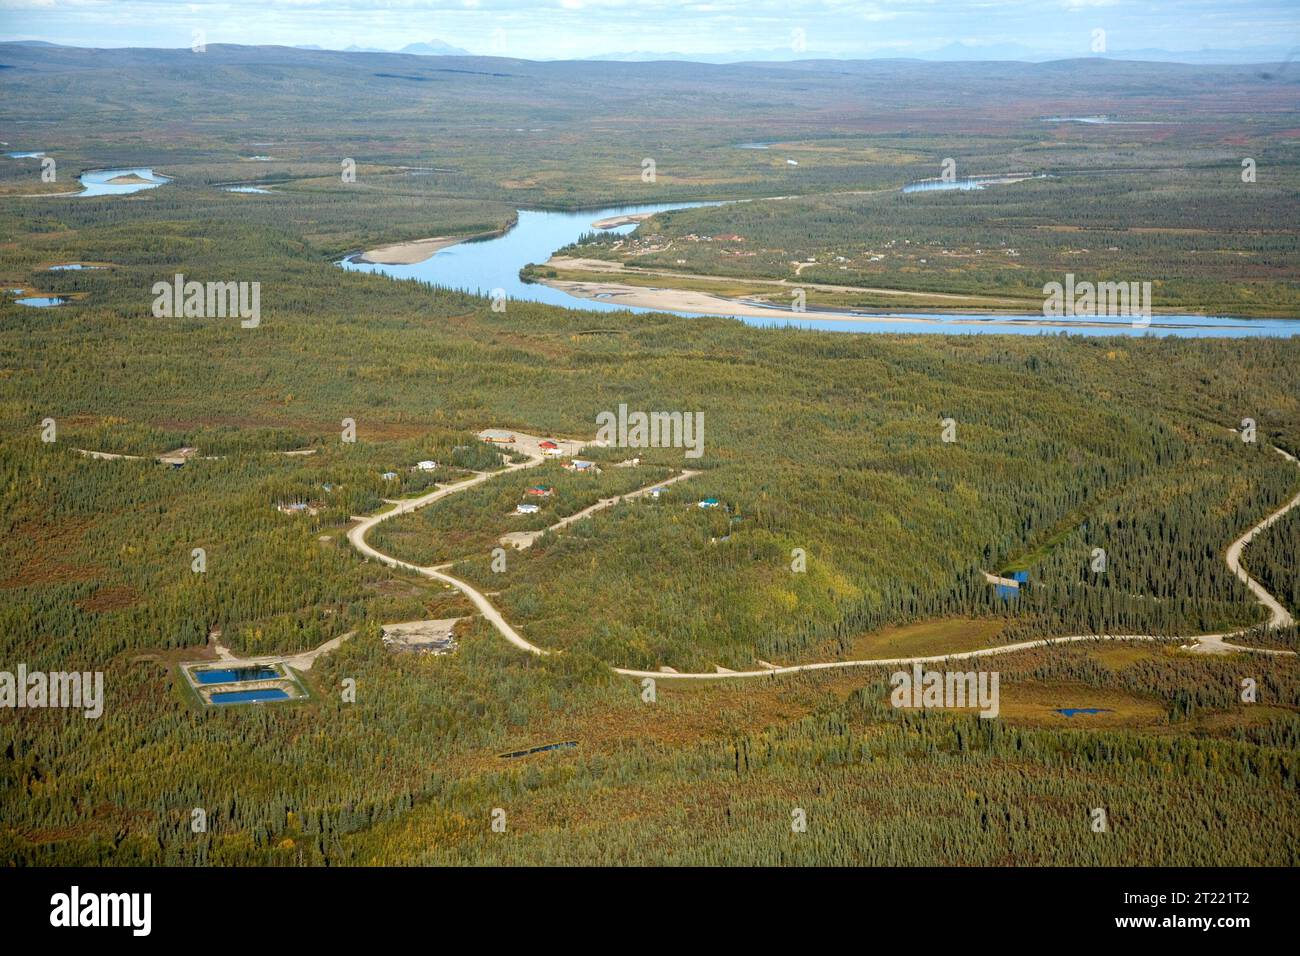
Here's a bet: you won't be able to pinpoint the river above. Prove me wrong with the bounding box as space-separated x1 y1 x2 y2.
338 201 1300 338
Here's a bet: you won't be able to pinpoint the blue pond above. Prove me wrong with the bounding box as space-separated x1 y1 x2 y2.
194 666 281 685
1056 708 1113 717
211 688 291 704
996 570 1027 600
15 296 68 307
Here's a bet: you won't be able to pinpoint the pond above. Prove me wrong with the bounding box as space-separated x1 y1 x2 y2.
193 666 281 685
211 688 291 704
15 296 68 307
902 174 1041 194
77 167 170 197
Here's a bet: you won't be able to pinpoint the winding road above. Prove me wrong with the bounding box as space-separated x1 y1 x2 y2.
344 431 1299 679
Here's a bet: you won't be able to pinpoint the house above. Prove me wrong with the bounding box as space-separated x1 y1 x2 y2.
564 459 597 473
415 460 437 471
649 487 665 499
381 471 398 481
482 431 515 443
515 502 540 515
697 498 720 509
526 485 553 497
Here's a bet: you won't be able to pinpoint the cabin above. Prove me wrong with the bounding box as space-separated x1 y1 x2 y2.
526 485 553 497
649 487 664 498
564 459 597 473
415 460 437 471
381 471 398 481
697 498 720 509
515 502 540 515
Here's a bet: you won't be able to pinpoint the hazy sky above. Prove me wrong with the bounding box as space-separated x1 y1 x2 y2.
1 0 1297 60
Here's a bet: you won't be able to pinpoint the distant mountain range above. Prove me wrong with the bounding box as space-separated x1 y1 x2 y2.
584 43 1296 65
294 39 471 56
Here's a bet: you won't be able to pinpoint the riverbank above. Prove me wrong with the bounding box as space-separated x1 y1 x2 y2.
532 257 1300 330
535 276 1262 329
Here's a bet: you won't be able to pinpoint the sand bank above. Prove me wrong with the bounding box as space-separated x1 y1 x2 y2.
356 235 469 265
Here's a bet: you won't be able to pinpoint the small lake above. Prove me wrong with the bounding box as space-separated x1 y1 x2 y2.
1056 707 1113 717
339 201 1300 338
1042 116 1168 126
77 167 170 197
15 296 68 307
225 186 273 194
211 688 290 704
903 175 1041 194
6 150 44 159
48 263 102 271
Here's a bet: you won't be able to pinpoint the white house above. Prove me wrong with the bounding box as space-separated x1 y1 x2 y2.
415 460 437 471
381 471 398 480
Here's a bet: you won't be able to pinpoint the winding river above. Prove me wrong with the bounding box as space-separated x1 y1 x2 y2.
339 201 1300 338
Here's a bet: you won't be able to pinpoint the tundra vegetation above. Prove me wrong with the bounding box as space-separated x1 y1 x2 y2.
0 45 1297 865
